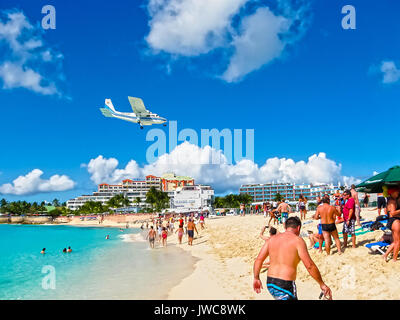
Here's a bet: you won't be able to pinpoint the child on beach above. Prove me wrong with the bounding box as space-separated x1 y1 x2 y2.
176 224 185 244
161 227 168 247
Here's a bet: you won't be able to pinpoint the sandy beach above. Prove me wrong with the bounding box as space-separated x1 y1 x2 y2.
162 208 400 300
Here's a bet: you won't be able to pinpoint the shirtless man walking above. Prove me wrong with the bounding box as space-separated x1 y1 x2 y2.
253 217 332 300
147 226 156 249
187 218 198 246
277 200 291 225
313 196 342 255
351 184 361 226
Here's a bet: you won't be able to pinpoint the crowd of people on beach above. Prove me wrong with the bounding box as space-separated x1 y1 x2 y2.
143 212 206 249
252 185 400 300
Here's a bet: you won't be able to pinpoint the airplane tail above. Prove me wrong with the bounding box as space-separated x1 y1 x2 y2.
100 108 113 117
105 99 117 112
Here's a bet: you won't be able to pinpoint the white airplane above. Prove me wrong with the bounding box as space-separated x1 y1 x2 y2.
100 96 167 129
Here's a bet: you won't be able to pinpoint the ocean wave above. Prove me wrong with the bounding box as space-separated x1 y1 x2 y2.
119 233 146 243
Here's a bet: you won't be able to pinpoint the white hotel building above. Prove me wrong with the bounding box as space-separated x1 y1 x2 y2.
67 175 162 210
67 174 215 211
170 185 214 210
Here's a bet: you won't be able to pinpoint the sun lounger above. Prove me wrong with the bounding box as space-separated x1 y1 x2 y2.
365 241 390 255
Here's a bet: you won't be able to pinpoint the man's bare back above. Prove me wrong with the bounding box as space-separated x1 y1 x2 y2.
253 217 332 300
315 204 339 224
267 232 302 281
351 188 360 206
278 202 290 213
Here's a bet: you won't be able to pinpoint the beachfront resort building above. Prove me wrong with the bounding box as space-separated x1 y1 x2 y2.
66 173 196 211
239 183 339 204
170 185 214 211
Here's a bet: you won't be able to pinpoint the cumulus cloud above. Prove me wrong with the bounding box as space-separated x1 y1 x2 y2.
146 0 247 56
221 7 290 82
87 156 141 185
85 142 360 194
0 10 65 95
0 169 76 195
145 0 311 82
380 61 400 84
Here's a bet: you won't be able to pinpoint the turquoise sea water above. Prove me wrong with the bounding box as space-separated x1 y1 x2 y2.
0 225 195 300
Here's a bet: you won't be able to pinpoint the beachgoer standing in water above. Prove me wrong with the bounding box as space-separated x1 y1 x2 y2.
147 226 156 249
187 218 198 246
253 217 332 300
313 196 342 255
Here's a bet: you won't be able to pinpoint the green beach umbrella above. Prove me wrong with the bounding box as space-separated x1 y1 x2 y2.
356 166 400 193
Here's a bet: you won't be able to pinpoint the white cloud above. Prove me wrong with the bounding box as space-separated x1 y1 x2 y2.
221 7 290 82
85 142 360 194
145 0 310 82
380 61 400 84
0 10 65 95
87 155 141 185
0 169 76 195
146 0 248 56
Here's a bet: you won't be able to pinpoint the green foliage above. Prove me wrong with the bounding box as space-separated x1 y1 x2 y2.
106 194 130 208
146 187 169 212
52 199 61 207
77 201 108 214
212 193 252 208
0 199 72 216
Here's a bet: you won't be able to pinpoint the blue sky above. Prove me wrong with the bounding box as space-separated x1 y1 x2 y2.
0 0 399 202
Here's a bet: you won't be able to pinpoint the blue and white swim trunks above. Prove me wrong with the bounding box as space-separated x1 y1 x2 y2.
267 276 298 300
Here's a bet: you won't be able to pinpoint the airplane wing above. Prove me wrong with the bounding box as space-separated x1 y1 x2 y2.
128 97 150 117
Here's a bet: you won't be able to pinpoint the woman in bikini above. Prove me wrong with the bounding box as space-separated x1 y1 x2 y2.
175 224 185 244
383 188 400 262
161 227 168 247
298 195 307 220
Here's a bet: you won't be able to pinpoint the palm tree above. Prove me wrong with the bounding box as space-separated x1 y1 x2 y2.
134 197 141 208
106 194 130 208
274 192 284 202
0 198 8 214
146 187 169 212
52 199 61 207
